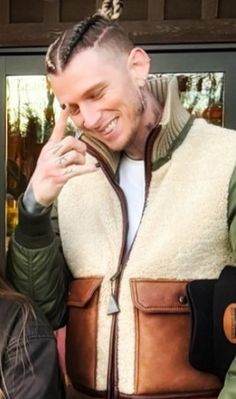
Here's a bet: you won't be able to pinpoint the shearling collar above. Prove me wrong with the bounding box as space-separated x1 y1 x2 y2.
80 75 192 173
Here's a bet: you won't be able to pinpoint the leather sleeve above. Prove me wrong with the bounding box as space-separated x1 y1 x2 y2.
6 197 71 329
2 306 65 399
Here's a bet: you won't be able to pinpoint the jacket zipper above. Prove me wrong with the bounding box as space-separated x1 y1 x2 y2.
85 125 161 398
84 143 128 399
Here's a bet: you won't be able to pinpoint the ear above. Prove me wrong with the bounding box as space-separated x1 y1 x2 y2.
127 47 150 87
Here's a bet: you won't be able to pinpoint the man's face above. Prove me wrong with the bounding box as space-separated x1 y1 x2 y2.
49 47 146 152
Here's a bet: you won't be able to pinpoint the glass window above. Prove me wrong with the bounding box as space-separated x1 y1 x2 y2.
6 75 75 236
161 72 224 126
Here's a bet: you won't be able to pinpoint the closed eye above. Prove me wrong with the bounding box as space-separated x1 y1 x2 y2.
90 88 104 100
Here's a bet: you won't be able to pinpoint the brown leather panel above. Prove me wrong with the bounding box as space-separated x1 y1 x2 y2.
120 392 219 399
68 277 103 307
66 277 103 390
130 280 222 395
119 393 219 399
67 386 219 399
223 303 236 343
130 279 190 313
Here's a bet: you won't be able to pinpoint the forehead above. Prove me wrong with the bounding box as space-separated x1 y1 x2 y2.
49 47 127 102
71 47 116 73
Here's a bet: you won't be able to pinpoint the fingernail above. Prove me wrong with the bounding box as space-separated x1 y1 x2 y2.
95 162 101 168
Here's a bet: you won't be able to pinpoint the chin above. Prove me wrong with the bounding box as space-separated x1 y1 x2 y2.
105 137 129 152
104 143 123 153
100 134 126 152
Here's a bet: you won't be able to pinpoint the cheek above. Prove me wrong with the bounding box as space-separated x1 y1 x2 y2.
70 115 83 128
124 95 142 121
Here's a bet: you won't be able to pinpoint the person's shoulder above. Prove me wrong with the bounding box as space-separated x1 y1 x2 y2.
0 297 55 342
191 118 236 147
26 304 55 340
193 117 236 137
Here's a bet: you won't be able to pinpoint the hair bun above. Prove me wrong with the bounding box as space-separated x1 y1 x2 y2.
98 0 124 21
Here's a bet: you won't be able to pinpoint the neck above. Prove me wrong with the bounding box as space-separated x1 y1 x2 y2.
125 93 162 160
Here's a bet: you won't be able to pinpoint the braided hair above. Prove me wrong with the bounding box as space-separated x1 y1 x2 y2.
45 1 130 75
99 0 124 20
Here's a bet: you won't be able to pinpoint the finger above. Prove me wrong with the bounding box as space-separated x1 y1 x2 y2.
56 150 86 167
49 107 70 143
49 134 87 157
60 136 87 155
63 163 100 178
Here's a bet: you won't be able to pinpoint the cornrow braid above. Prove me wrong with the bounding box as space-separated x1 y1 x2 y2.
46 14 108 74
46 7 131 76
60 14 105 67
45 36 60 73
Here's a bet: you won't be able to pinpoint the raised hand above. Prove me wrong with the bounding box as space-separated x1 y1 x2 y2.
28 107 98 207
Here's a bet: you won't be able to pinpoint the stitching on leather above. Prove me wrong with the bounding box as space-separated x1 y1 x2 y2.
68 277 103 306
130 280 189 312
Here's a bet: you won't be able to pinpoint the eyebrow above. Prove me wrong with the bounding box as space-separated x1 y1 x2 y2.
66 82 108 108
80 82 107 100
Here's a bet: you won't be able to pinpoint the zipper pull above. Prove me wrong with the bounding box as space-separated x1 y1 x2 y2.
107 294 120 315
107 280 120 315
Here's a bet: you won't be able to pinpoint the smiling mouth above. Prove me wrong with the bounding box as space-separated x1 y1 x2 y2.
103 118 118 135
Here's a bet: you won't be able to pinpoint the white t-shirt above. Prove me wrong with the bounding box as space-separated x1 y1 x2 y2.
118 155 145 251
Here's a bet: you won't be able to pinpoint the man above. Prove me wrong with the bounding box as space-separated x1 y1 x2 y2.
6 13 236 399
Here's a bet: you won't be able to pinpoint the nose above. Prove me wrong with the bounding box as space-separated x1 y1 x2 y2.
79 102 102 131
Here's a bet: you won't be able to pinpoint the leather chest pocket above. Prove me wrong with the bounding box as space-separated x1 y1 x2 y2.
66 277 103 390
130 279 221 396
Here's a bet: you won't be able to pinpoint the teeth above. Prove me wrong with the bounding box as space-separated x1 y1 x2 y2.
104 119 117 134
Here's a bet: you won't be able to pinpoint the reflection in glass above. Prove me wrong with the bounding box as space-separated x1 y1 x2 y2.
7 76 53 193
161 72 224 126
6 75 75 235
